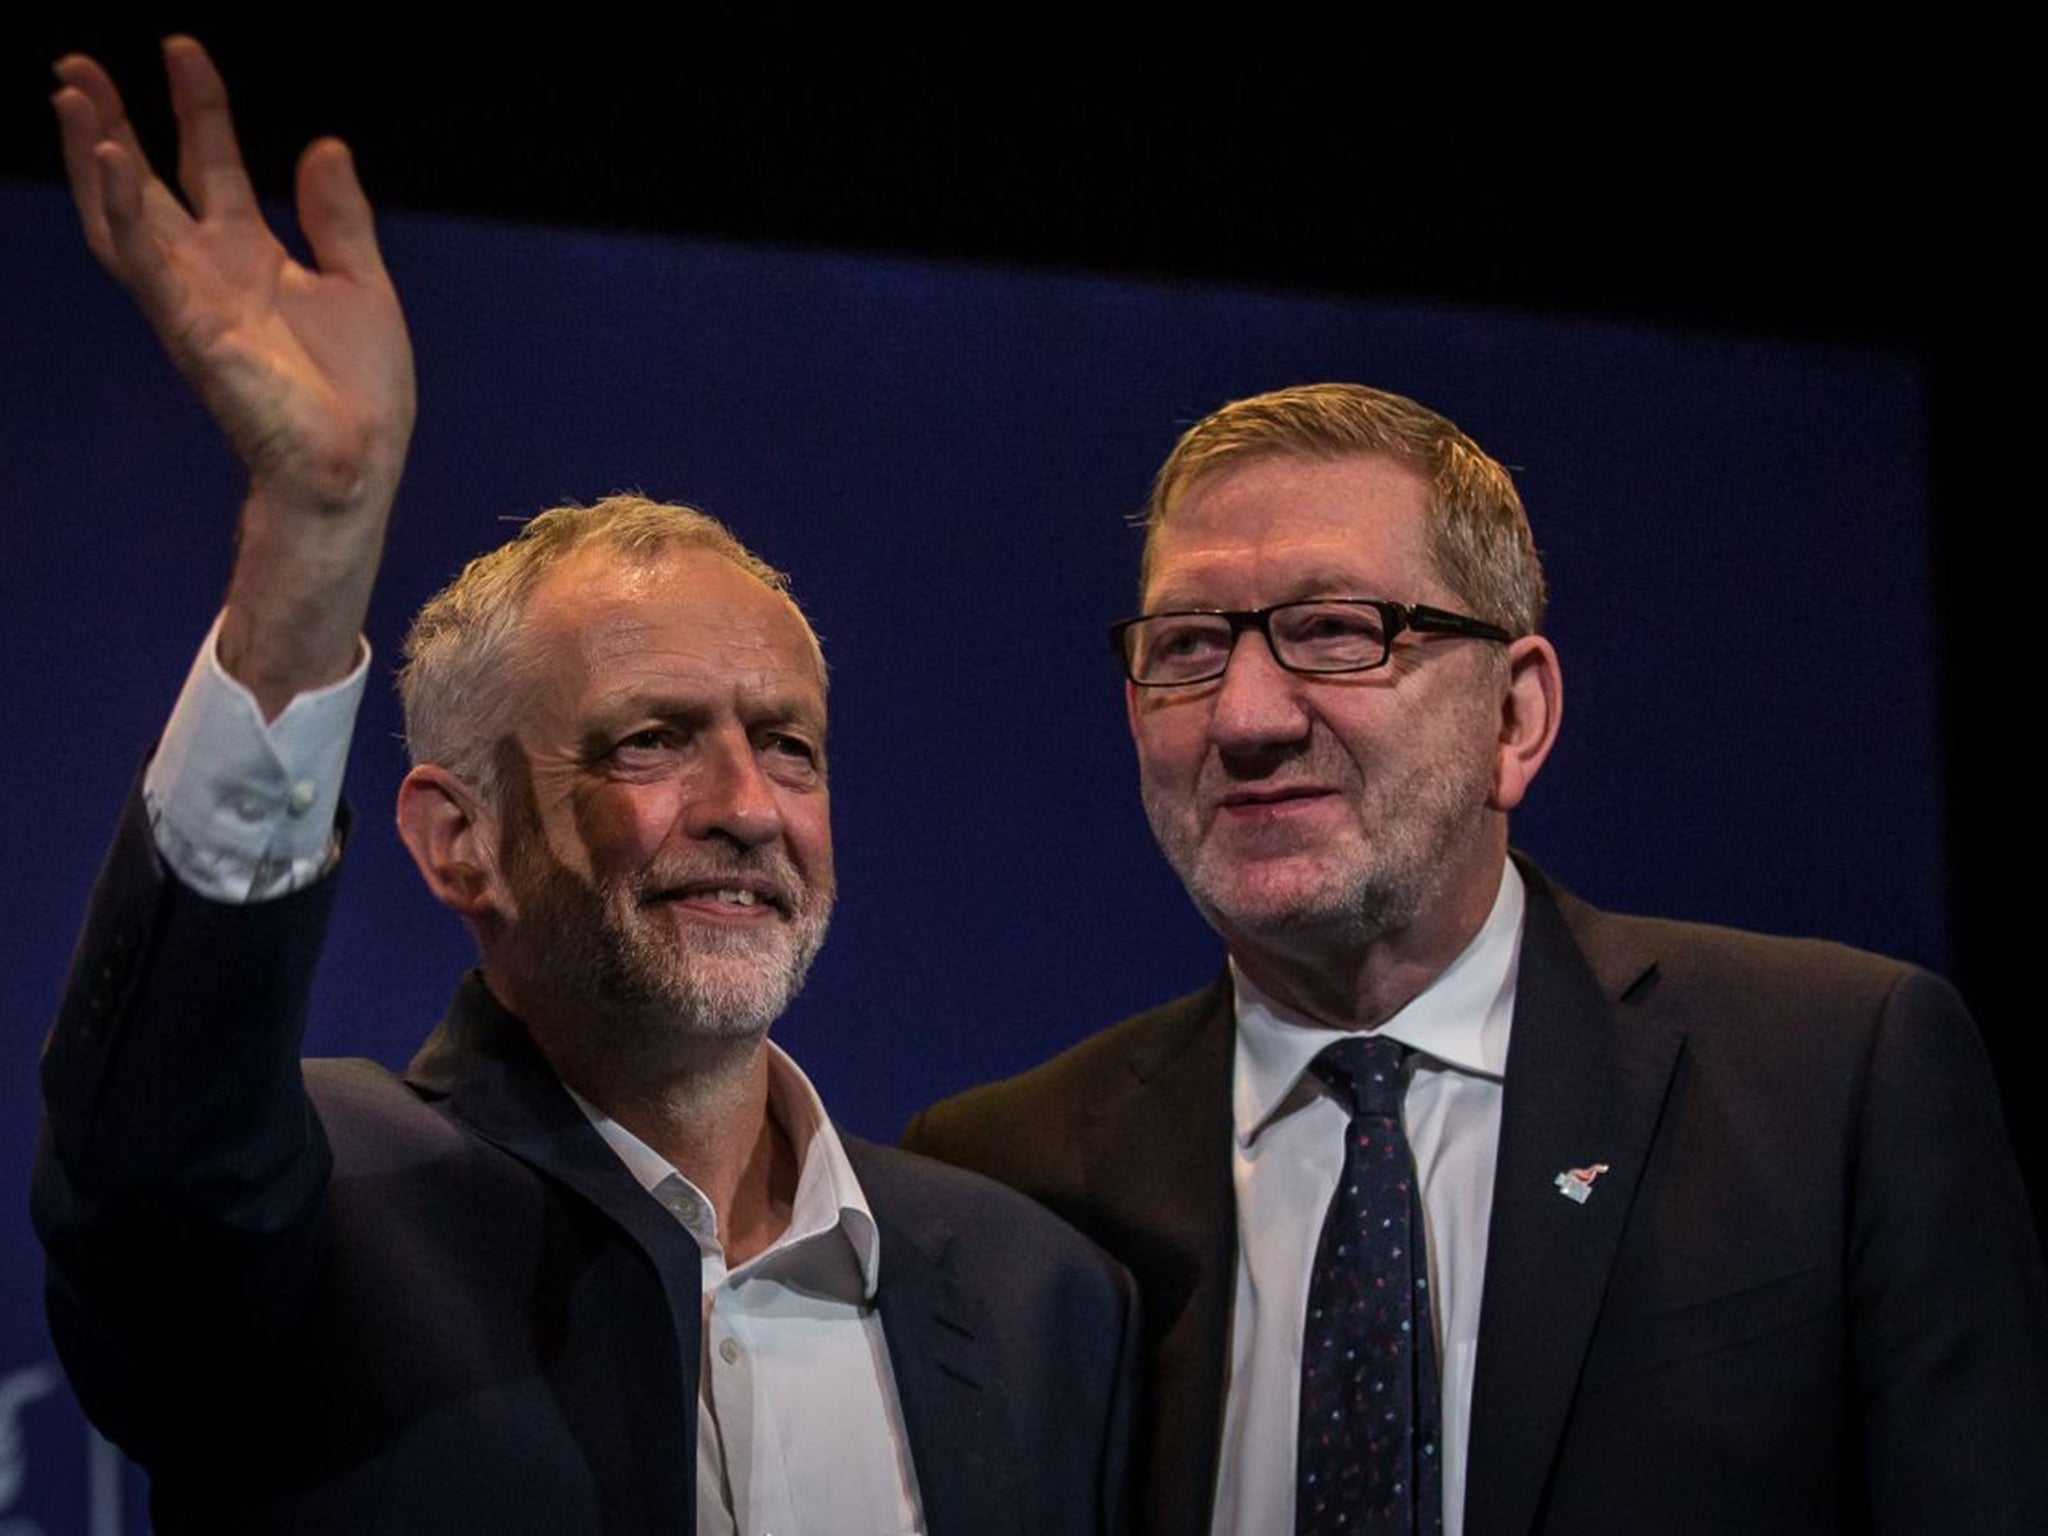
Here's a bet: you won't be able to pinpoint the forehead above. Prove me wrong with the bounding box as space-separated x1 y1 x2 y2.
519 545 825 710
1147 453 1438 606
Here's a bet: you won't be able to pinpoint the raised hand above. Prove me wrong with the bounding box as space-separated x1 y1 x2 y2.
52 36 416 712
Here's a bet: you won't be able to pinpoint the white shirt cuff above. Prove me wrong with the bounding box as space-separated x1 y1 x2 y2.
142 613 369 902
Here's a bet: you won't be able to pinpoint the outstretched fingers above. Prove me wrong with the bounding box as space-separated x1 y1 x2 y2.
50 52 150 164
163 35 259 223
297 139 389 286
91 138 191 322
51 45 202 303
50 52 151 265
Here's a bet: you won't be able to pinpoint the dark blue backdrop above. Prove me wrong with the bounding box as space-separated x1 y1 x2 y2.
1 177 1944 1533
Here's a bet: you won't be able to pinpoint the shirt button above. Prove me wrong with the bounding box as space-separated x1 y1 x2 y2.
286 780 318 816
231 790 268 822
718 1338 740 1365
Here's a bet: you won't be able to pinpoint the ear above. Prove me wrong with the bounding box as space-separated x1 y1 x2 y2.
396 764 507 922
1490 635 1562 812
1125 678 1142 741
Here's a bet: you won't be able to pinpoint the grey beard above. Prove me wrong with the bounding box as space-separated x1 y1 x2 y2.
1167 832 1431 955
512 855 833 1045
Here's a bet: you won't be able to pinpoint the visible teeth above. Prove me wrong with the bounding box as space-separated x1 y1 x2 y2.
715 888 758 906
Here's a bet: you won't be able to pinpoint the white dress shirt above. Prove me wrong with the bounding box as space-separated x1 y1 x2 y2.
144 619 926 1536
1209 865 1524 1536
576 1063 925 1536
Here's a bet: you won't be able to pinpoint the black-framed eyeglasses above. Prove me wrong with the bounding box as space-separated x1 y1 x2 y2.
1110 599 1512 687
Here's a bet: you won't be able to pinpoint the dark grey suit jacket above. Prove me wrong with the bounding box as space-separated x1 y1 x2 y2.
905 858 2048 1536
36 793 1138 1535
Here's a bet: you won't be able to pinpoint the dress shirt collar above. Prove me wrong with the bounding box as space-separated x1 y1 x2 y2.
1232 860 1525 1149
570 1042 882 1300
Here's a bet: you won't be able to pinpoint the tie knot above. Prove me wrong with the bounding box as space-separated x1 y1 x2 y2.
1309 1034 1407 1120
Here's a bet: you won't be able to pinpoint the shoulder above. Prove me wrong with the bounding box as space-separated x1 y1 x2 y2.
906 976 1227 1154
1528 858 1963 1031
304 1057 479 1160
1525 870 1997 1147
845 1136 1136 1310
849 1138 1118 1265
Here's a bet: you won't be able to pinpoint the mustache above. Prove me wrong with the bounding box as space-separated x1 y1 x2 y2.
634 846 825 918
1203 738 1355 789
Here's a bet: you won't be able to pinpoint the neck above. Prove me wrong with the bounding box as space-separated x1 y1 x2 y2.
526 1009 798 1265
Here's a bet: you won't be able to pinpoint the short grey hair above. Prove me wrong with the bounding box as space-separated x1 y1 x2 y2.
398 493 818 799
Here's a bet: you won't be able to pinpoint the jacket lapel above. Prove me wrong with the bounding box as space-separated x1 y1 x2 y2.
849 1142 1025 1536
1463 864 1685 1536
1079 978 1238 1536
404 973 704 1525
406 973 706 1278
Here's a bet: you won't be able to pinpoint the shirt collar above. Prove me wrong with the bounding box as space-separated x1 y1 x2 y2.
570 1042 881 1299
1232 860 1525 1149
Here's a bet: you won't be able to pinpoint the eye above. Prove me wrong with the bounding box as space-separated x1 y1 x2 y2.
761 730 824 777
605 727 679 765
1282 605 1382 640
1137 616 1232 681
1152 618 1226 657
1274 603 1388 666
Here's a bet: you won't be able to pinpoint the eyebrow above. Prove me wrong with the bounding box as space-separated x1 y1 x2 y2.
1146 571 1398 611
587 691 827 736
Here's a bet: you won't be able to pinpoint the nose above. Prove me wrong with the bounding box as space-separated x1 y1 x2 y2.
681 730 785 849
1209 628 1312 752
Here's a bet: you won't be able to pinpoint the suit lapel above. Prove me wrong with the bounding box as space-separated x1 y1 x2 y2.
406 974 708 1282
404 973 704 1525
849 1142 1025 1536
1078 978 1238 1536
1463 864 1685 1536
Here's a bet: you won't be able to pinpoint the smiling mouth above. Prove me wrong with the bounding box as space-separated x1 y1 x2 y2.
645 880 791 917
1218 785 1334 810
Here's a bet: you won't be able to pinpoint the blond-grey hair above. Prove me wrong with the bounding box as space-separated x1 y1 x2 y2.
398 493 818 798
1141 383 1546 636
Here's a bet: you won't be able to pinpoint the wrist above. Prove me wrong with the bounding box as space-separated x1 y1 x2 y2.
219 487 392 720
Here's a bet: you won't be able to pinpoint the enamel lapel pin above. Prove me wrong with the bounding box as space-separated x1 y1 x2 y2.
1553 1162 1611 1204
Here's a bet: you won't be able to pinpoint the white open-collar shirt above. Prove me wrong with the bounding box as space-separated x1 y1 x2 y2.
575 1062 923 1536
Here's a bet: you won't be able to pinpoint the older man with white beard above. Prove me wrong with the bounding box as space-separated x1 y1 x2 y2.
33 39 1135 1536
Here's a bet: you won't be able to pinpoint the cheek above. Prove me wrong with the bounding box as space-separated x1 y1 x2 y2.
570 783 677 869
1130 706 1208 789
787 794 835 882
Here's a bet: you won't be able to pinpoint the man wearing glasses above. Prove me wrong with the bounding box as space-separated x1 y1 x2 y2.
908 384 2048 1536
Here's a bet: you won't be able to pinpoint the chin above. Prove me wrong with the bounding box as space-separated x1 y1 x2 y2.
641 916 830 1038
1196 863 1425 951
652 970 797 1039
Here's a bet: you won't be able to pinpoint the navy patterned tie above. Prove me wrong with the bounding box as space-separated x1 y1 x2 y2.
1296 1036 1443 1536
